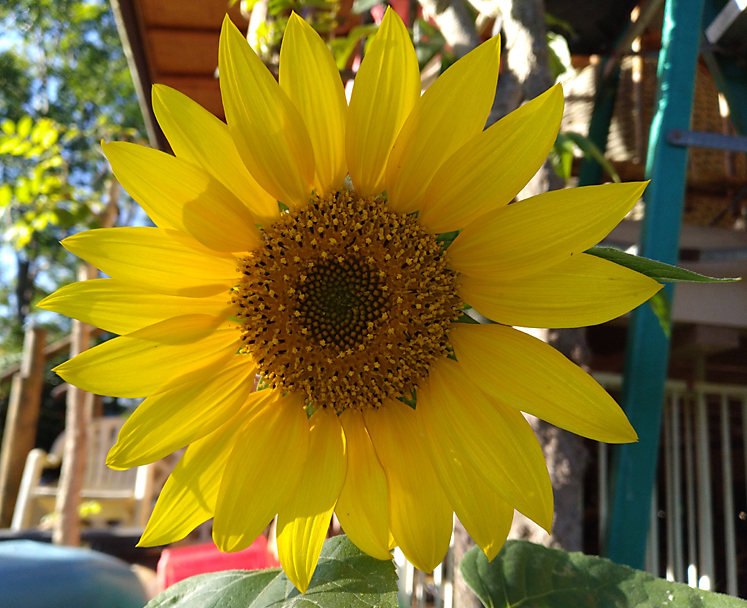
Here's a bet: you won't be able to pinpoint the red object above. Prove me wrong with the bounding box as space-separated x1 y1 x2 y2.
157 536 279 589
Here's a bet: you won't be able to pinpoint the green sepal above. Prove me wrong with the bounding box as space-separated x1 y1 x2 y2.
436 229 460 250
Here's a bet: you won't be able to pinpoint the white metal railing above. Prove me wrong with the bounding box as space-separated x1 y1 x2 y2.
395 531 454 608
594 373 747 597
393 374 746 605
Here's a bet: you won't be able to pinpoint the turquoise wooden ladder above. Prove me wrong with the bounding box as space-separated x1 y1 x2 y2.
579 0 747 569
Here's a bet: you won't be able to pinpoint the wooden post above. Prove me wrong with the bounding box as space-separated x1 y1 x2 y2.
607 0 705 569
0 326 47 527
52 264 97 546
52 178 118 545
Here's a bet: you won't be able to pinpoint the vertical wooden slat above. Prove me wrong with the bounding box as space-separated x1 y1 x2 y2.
415 569 426 608
0 326 47 527
598 442 608 552
53 263 97 546
664 400 676 581
720 395 737 596
433 561 443 608
684 397 699 588
670 393 685 583
645 482 659 576
695 387 714 590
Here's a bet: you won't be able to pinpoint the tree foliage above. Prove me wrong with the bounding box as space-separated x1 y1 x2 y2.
0 0 145 354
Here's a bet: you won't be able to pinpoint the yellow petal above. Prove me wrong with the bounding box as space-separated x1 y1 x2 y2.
417 397 514 561
214 392 310 552
61 227 238 297
346 8 420 197
418 85 565 232
277 408 347 593
460 253 662 328
420 358 553 531
152 84 279 226
54 315 240 398
219 16 314 207
280 14 347 196
386 36 500 215
447 181 648 280
450 323 637 443
107 355 257 469
364 399 452 573
336 410 391 560
102 141 260 252
139 389 274 547
38 278 231 335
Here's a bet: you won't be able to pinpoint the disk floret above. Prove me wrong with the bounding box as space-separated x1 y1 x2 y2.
234 190 462 411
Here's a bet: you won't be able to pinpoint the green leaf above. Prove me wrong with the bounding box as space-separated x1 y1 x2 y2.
414 18 446 71
547 32 572 82
352 0 380 14
16 115 32 138
460 540 747 608
0 184 11 207
563 131 621 182
145 535 399 608
586 247 741 283
15 179 31 203
10 139 31 156
647 290 672 338
550 133 575 181
330 24 379 70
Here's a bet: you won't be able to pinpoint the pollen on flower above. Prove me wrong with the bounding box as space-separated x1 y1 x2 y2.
233 190 462 412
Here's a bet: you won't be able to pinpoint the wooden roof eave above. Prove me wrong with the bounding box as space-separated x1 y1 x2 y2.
109 0 167 150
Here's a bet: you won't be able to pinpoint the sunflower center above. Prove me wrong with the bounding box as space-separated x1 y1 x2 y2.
234 190 462 412
296 257 387 349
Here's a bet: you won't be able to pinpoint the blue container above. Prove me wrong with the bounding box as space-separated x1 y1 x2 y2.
0 540 148 608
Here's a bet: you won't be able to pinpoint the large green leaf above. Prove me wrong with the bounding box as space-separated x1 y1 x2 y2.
586 247 740 283
460 540 747 608
563 131 621 183
145 535 399 608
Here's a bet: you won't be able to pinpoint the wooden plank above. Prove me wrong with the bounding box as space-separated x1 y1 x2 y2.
53 264 97 547
158 76 224 119
149 29 220 76
139 0 246 30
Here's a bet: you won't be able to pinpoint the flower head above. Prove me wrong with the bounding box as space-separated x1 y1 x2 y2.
42 9 660 593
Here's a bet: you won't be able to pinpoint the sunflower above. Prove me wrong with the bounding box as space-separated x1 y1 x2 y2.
41 9 661 593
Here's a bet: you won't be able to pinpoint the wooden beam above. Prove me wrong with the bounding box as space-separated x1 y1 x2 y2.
150 29 220 75
110 0 166 149
0 327 47 527
53 265 97 546
139 0 246 30
0 328 105 384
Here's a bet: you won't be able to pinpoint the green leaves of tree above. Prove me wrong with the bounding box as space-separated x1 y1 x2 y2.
0 116 80 250
460 541 747 608
145 535 399 608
